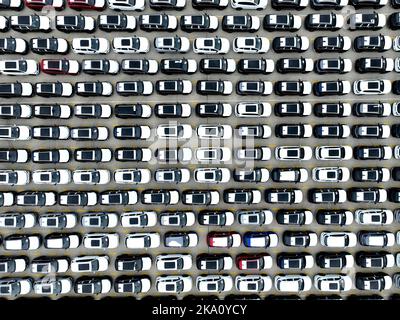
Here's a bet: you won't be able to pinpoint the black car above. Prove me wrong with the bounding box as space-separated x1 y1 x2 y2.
156 80 191 95
348 187 386 203
276 209 311 225
315 58 350 74
150 0 185 10
98 14 136 32
282 231 316 247
314 102 351 117
196 80 229 95
314 35 350 52
389 188 400 202
313 124 349 138
316 210 351 226
389 12 400 29
393 0 400 7
192 0 228 9
392 81 400 95
354 146 391 160
160 58 197 74
199 58 234 74
115 104 150 119
392 167 400 181
316 252 351 269
180 14 217 32
139 14 177 32
353 102 390 117
351 0 386 7
313 80 349 96
354 35 390 52
155 103 190 118
238 58 272 74
305 13 342 31
56 15 95 33
113 126 146 140
356 57 391 74
233 168 267 183
0 37 28 54
275 101 310 117
272 35 308 52
195 102 230 117
198 211 230 226
276 57 312 73
356 252 393 268
310 0 347 9
271 0 307 9
275 124 310 138
274 80 310 96
222 14 258 33
263 14 300 31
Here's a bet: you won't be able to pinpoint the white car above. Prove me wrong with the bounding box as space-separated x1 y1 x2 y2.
81 213 118 228
199 211 235 226
83 233 119 249
314 275 352 292
237 124 271 138
320 232 357 248
245 232 279 247
34 104 71 119
75 81 113 96
0 257 27 273
72 169 110 185
107 0 145 10
275 146 313 161
353 79 391 95
32 169 71 185
39 213 77 229
235 275 272 293
231 0 267 9
0 59 38 76
196 275 233 293
71 256 109 273
360 231 395 247
0 125 31 140
156 124 192 139
125 233 160 249
183 191 220 205
355 209 393 225
193 37 229 54
30 257 69 273
156 254 192 271
236 147 271 161
197 124 232 139
114 168 151 184
38 278 72 295
194 168 231 183
196 147 231 163
0 192 14 206
0 170 29 185
154 36 190 53
0 81 32 97
45 234 80 249
116 81 153 96
274 275 312 292
393 36 400 51
32 126 69 140
0 213 35 228
157 79 192 95
348 12 386 30
1 0 23 10
156 276 192 293
56 15 95 33
10 14 51 31
159 211 195 227
17 192 56 206
140 14 178 30
312 167 350 182
113 36 149 53
235 102 271 117
0 279 32 296
233 36 269 53
272 168 307 183
237 210 274 225
154 168 190 183
4 235 41 250
30 38 68 54
72 38 110 54
120 211 157 227
315 146 353 160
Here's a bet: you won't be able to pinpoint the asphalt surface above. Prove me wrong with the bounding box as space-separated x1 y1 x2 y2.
0 1 400 300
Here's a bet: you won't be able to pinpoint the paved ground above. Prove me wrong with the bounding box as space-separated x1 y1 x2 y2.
0 1 400 300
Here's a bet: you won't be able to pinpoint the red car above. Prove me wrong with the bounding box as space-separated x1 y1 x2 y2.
24 0 65 10
207 232 241 248
236 254 273 270
67 0 105 10
40 59 80 75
